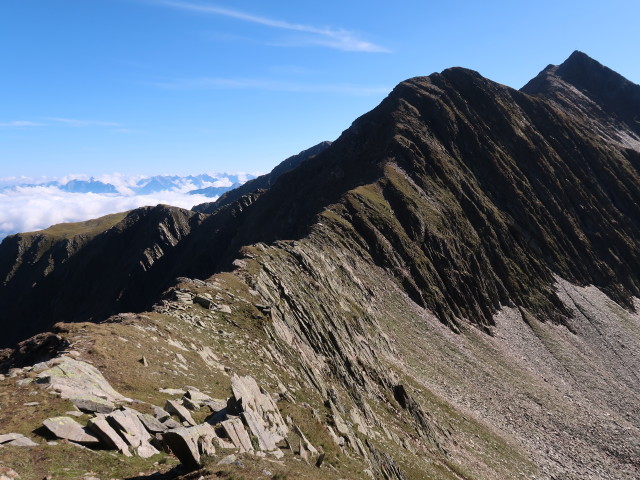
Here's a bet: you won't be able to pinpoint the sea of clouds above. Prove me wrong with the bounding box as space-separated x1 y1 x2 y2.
0 173 249 239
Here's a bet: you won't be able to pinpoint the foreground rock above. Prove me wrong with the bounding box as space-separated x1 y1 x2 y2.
87 416 132 456
107 409 159 458
230 375 289 451
43 417 100 445
36 357 128 413
0 433 37 447
162 424 217 471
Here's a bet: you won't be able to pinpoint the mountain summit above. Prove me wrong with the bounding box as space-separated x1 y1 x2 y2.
1 53 639 479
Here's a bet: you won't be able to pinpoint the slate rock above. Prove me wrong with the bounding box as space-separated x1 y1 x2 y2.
165 399 196 426
43 417 100 445
5 437 38 447
36 357 126 413
242 408 276 451
185 389 212 404
153 405 171 421
72 397 115 414
162 424 216 471
193 294 213 309
0 433 24 444
163 418 183 430
107 409 159 458
138 413 168 434
230 375 289 450
87 415 131 456
217 454 237 465
220 418 253 452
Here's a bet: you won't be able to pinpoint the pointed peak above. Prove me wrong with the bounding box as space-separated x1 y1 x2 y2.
556 50 609 78
563 50 597 65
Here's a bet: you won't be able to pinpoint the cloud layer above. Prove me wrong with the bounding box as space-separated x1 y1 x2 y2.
0 172 255 239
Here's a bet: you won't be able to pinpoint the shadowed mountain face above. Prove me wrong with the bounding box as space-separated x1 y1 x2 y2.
0 206 205 346
1 51 639 347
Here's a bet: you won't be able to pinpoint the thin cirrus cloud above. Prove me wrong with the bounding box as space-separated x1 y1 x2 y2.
154 77 391 96
46 117 122 127
0 121 45 127
154 0 391 53
0 117 126 130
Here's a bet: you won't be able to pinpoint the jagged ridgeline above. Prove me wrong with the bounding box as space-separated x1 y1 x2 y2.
2 51 639 346
0 51 639 480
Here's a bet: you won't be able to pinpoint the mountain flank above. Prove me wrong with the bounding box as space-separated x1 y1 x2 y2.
0 52 639 480
193 140 331 213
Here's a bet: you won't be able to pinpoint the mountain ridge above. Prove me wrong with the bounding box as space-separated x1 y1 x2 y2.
0 52 639 480
2 52 640 345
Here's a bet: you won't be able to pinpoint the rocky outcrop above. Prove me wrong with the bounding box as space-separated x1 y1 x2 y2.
42 417 100 445
162 424 217 470
36 356 128 413
3 353 316 472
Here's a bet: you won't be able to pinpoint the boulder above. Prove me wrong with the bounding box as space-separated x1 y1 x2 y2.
0 434 24 444
43 417 100 445
87 416 131 456
152 405 171 421
230 375 288 450
137 413 167 434
6 437 37 447
159 388 185 396
182 397 200 411
163 418 183 429
107 409 159 458
205 399 227 413
0 433 38 447
71 397 115 414
185 389 212 405
165 400 196 426
162 424 216 471
220 418 253 452
242 408 276 451
36 357 126 413
193 293 213 309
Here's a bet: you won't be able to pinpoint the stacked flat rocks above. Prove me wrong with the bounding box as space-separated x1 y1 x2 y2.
3 356 318 472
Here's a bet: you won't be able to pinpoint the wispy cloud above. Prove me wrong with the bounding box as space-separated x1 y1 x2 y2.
153 0 390 53
0 120 44 127
47 117 122 127
154 77 390 96
1 118 125 129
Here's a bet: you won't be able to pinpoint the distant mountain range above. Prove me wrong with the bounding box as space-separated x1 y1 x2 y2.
0 173 256 197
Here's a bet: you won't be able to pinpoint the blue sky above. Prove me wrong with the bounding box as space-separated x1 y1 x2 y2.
1 0 639 178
